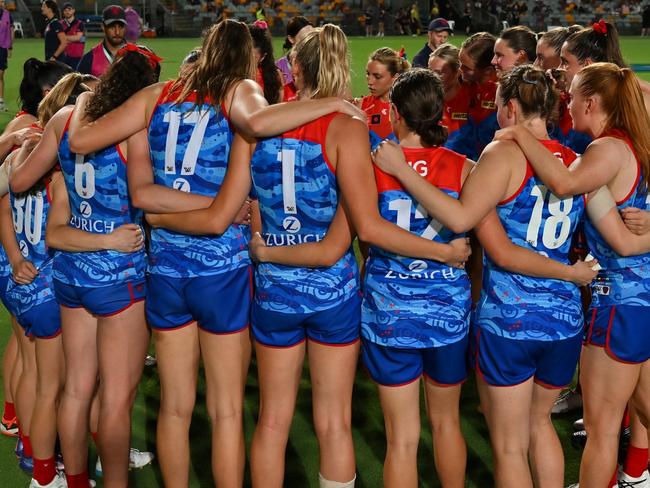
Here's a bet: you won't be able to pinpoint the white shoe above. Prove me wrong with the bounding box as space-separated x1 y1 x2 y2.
144 355 157 366
566 484 579 488
615 469 650 488
96 448 154 476
573 418 584 431
29 472 67 488
552 389 582 414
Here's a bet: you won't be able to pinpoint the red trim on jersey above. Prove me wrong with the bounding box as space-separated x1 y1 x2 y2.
149 80 174 128
374 145 466 194
282 112 339 174
115 143 127 165
45 180 53 204
61 109 75 145
498 139 577 205
599 129 642 206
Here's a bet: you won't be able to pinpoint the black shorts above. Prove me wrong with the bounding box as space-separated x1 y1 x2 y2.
0 47 8 71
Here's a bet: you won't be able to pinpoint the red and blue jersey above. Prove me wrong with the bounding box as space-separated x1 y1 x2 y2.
441 82 472 154
55 116 146 287
6 178 56 316
360 95 397 150
583 129 650 307
475 140 586 341
362 146 471 348
147 81 250 278
250 113 359 314
446 76 500 161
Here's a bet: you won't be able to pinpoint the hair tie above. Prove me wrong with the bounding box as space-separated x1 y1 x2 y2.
116 43 163 69
593 19 607 35
522 70 538 85
398 47 407 60
253 20 268 30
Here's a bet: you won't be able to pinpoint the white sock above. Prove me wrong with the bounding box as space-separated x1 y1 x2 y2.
319 473 356 488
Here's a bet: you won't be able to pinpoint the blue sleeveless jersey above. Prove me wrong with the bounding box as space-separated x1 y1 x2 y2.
6 179 56 316
475 140 586 341
250 113 359 314
362 146 471 348
147 81 250 277
54 124 146 287
0 248 10 278
583 130 650 307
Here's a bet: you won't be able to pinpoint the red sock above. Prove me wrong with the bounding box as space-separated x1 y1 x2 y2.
624 445 650 478
21 434 33 458
91 431 98 446
66 471 90 488
607 468 618 488
33 456 56 485
3 401 15 420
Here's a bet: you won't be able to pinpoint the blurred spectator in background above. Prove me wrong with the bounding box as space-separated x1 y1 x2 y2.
643 3 650 35
0 0 12 111
124 6 143 42
42 0 66 62
410 2 421 35
77 5 126 77
412 17 453 67
61 2 85 69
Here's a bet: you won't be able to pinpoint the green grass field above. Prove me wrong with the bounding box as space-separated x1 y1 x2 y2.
0 34 647 486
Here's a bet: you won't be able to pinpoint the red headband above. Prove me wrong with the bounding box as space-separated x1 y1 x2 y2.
593 19 607 35
117 43 163 69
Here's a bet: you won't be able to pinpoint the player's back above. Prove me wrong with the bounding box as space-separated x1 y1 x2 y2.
363 145 471 348
7 176 55 315
55 122 146 287
476 139 585 341
250 113 359 314
147 81 250 278
583 129 650 307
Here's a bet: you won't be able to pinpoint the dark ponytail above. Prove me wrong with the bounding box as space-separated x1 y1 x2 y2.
19 58 72 116
390 68 447 147
565 22 626 67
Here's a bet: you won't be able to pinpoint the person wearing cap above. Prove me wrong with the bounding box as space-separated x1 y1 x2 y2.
77 5 126 77
412 17 453 68
0 0 13 111
42 0 67 62
61 2 85 69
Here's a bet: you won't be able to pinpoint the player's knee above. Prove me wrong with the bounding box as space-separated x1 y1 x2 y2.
313 412 352 443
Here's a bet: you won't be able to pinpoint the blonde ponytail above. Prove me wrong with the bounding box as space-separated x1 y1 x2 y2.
38 73 91 126
295 23 350 99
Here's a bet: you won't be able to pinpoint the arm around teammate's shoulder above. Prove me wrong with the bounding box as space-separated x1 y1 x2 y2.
10 107 70 193
68 83 163 155
332 115 470 266
228 80 366 138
